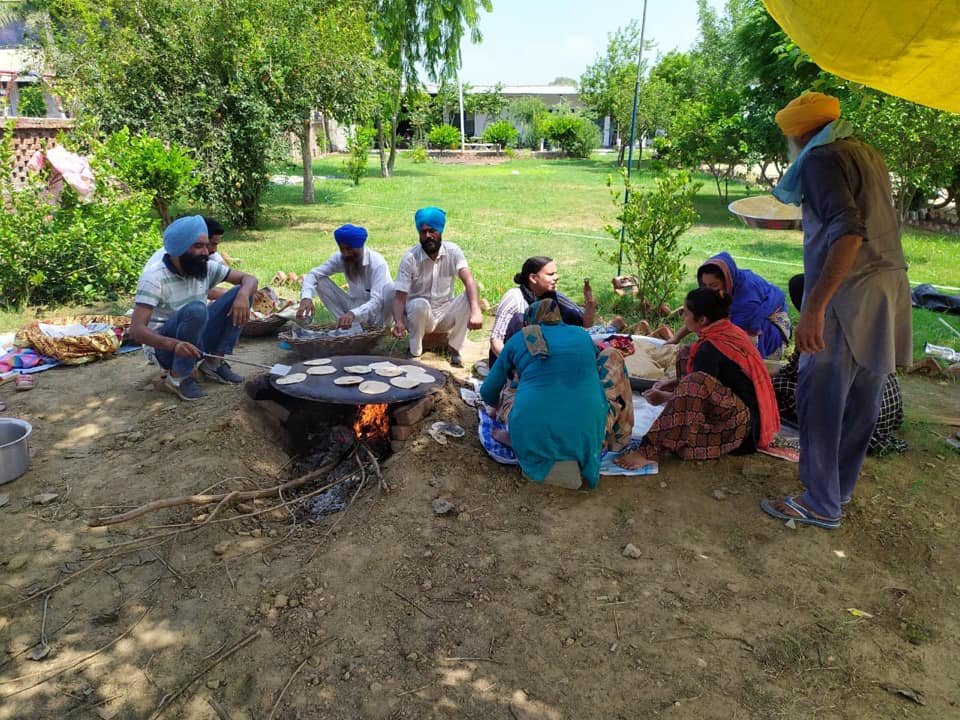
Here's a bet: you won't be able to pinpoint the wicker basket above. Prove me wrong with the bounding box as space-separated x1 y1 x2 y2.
279 323 384 358
15 315 130 365
241 315 290 338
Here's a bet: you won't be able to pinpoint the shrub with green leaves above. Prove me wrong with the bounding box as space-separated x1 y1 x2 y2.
601 169 701 319
0 126 159 308
101 127 198 226
428 124 461 150
481 120 519 149
544 113 600 158
17 84 47 117
407 145 429 164
344 126 376 185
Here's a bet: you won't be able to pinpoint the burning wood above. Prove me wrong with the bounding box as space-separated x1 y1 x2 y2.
353 403 389 440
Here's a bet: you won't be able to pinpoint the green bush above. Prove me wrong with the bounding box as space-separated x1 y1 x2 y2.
101 127 198 226
0 125 159 308
544 113 600 158
600 170 701 320
343 127 375 185
481 120 519 149
427 124 461 150
407 145 429 164
17 84 47 117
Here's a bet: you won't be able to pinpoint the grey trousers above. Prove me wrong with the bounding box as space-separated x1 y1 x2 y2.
405 294 470 356
797 315 885 519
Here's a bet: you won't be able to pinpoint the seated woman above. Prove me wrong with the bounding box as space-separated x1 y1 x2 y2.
772 274 906 456
480 300 634 489
490 256 623 364
669 252 790 359
616 288 779 468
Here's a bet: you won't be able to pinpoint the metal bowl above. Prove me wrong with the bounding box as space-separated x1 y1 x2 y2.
0 418 33 484
728 195 802 230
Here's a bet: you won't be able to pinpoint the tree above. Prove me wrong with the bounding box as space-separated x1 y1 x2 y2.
38 0 378 226
601 170 701 320
549 76 577 86
509 96 548 149
372 0 491 177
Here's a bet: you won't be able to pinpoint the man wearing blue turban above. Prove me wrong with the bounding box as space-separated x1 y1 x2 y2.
129 215 259 401
392 207 483 367
296 223 394 328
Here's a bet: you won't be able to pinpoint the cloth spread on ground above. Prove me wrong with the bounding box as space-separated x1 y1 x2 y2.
911 283 960 315
687 319 780 447
1 343 141 376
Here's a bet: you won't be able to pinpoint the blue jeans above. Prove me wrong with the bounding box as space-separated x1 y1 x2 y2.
154 286 247 377
797 315 885 519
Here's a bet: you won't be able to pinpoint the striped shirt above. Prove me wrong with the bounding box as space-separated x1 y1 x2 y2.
134 255 230 330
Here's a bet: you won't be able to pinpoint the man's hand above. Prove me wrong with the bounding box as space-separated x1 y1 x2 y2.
337 311 356 329
392 321 407 339
173 340 203 359
468 308 483 330
795 308 826 354
296 298 315 322
230 291 251 327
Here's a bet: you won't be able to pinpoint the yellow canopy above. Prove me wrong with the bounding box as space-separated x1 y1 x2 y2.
762 0 960 113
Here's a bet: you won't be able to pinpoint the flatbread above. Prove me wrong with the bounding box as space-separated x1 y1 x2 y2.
306 365 337 375
397 364 424 373
358 380 390 395
302 358 332 366
344 365 372 374
334 375 364 385
390 376 423 389
375 367 403 378
405 371 434 383
369 361 398 370
276 372 308 385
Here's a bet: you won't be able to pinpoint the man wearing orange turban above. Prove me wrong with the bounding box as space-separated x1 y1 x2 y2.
761 93 912 530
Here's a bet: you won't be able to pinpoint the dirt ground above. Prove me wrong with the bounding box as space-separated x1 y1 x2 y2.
1 335 959 720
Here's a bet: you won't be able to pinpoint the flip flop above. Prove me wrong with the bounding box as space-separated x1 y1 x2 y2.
760 496 841 530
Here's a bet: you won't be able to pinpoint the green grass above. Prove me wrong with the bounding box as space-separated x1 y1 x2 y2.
3 152 958 359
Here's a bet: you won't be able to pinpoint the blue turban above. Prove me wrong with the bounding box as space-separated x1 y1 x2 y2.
414 206 446 234
333 223 368 248
163 215 207 257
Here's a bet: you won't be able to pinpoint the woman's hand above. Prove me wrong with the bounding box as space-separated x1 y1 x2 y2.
642 388 672 406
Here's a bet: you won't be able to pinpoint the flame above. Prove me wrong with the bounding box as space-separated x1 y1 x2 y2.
353 403 389 440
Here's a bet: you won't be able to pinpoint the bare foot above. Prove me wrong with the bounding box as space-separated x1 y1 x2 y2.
614 449 655 469
491 428 512 447
631 320 651 336
609 315 626 332
651 325 673 340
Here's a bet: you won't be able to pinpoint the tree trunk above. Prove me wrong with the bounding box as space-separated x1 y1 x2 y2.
387 111 399 174
300 116 315 204
617 138 626 166
322 115 333 152
376 118 389 178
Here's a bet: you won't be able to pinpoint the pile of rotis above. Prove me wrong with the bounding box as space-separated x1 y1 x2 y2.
623 342 680 381
276 359 435 396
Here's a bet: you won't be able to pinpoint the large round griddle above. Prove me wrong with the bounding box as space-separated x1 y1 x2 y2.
269 354 446 404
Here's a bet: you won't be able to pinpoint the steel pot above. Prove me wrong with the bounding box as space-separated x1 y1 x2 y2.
0 418 33 484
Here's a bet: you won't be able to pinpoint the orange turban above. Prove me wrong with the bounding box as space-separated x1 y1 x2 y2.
775 92 841 136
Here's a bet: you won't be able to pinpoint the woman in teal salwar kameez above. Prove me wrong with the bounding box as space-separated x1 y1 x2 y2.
480 300 632 488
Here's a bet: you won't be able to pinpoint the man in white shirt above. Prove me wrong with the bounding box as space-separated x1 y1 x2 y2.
392 207 483 367
296 224 394 328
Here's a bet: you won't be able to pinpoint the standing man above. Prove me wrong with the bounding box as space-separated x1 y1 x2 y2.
130 215 258 401
296 224 394 329
392 207 483 367
760 92 912 529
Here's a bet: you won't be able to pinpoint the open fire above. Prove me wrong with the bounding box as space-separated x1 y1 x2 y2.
353 403 390 441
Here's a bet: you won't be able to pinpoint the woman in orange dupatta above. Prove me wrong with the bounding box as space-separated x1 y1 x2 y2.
616 288 779 468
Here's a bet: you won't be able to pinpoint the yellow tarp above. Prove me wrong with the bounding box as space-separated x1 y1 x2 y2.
763 0 960 113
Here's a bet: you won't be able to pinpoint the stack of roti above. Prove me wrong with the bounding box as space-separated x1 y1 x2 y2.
623 342 680 380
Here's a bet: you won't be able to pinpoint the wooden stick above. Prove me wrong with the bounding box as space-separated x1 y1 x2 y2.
267 656 309 720
0 560 106 612
207 697 234 720
148 629 260 720
0 607 151 696
92 461 338 526
382 584 435 620
397 684 431 697
443 657 503 664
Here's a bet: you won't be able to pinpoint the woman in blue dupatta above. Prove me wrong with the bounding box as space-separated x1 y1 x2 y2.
669 252 790 359
480 300 627 489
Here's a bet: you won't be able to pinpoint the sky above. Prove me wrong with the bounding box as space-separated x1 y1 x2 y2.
459 0 725 86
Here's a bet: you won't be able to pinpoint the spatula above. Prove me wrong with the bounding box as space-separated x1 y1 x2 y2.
202 353 292 376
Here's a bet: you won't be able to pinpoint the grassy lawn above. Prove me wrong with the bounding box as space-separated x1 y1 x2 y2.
3 152 958 358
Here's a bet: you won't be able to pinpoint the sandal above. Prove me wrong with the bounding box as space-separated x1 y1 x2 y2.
14 373 36 392
760 496 841 530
